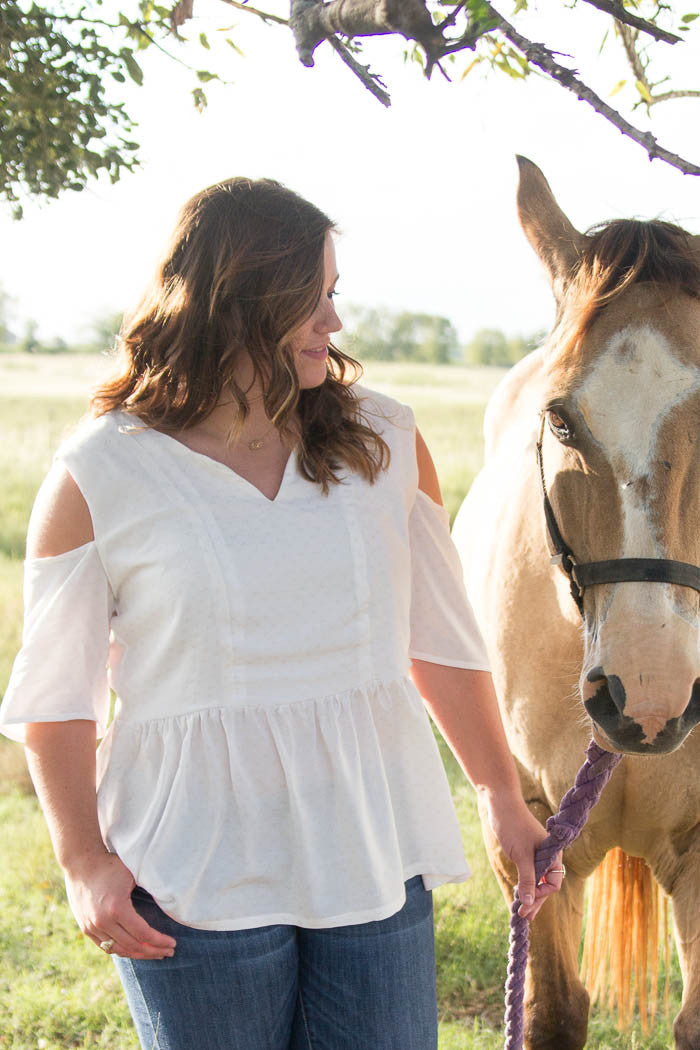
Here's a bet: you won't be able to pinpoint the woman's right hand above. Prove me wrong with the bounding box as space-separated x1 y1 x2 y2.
65 852 176 960
24 718 176 962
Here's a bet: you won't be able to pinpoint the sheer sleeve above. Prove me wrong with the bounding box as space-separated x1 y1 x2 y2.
408 490 490 671
0 542 115 742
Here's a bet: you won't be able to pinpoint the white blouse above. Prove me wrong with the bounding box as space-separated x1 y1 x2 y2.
1 386 489 931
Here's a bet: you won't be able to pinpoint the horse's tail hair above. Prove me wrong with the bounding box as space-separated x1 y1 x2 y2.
580 847 671 1032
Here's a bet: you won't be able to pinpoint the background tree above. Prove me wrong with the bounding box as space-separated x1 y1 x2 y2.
464 326 544 366
341 305 460 363
390 312 460 364
1 1 141 217
1 0 700 215
89 309 125 353
0 286 16 349
19 319 40 354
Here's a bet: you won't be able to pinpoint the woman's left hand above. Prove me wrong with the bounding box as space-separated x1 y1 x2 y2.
484 793 564 920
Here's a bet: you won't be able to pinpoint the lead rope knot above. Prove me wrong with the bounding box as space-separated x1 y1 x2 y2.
503 740 622 1050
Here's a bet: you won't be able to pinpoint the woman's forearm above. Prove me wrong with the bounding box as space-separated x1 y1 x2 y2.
24 719 109 876
410 659 563 917
410 661 521 802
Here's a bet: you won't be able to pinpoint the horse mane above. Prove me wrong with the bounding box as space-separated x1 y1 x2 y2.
550 219 700 360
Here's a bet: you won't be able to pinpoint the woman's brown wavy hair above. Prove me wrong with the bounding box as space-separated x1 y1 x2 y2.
91 177 389 491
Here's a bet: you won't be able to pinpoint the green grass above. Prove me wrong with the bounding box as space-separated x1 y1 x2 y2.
0 397 90 559
362 362 507 521
0 794 138 1050
0 354 681 1049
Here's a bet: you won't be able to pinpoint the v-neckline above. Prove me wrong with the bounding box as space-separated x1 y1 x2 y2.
146 424 298 504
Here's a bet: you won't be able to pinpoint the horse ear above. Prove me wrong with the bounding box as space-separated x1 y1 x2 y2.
516 156 585 302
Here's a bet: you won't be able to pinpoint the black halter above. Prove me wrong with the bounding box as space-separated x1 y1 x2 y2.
536 416 700 617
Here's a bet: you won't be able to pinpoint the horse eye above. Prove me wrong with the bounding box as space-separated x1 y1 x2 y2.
547 409 573 441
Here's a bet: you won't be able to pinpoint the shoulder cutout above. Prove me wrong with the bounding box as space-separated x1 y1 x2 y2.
416 428 443 506
26 463 94 559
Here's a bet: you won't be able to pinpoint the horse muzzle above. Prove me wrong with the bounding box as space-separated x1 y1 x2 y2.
583 668 700 754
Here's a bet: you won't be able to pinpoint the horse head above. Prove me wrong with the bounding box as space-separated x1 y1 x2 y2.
518 157 700 755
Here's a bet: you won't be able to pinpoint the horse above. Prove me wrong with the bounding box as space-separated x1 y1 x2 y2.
452 157 700 1050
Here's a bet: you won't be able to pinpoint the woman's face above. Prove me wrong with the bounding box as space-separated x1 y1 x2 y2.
289 232 342 389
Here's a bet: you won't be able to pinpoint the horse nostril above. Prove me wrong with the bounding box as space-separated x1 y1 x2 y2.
584 671 627 725
606 675 626 715
682 680 700 730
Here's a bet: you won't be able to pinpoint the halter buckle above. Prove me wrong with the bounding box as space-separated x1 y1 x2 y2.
551 551 578 574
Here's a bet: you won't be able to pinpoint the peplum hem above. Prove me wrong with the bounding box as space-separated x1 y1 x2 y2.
97 675 470 930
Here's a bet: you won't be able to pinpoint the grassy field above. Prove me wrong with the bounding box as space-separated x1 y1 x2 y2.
0 354 681 1049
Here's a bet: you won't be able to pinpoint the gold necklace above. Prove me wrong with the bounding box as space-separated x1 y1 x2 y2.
246 423 276 451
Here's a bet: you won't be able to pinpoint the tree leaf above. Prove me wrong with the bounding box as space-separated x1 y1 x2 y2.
635 78 653 103
460 56 483 80
120 49 144 85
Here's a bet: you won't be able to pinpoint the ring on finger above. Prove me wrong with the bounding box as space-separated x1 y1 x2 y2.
99 938 116 953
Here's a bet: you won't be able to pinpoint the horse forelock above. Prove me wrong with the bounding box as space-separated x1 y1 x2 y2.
544 219 700 372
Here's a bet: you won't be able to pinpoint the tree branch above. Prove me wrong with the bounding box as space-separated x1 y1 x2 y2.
580 0 682 44
617 20 649 87
218 0 289 26
652 88 700 102
217 0 393 105
436 26 492 59
327 35 391 106
437 1 468 33
484 3 700 175
171 0 193 31
617 19 700 108
288 0 443 67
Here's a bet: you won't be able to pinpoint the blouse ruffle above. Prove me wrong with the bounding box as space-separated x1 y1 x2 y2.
95 676 469 930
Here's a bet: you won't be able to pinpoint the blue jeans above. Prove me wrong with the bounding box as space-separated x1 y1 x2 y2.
113 875 437 1050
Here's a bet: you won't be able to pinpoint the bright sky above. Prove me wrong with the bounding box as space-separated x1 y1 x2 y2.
1 1 699 346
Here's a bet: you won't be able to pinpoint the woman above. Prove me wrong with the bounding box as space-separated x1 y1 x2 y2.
0 178 561 1050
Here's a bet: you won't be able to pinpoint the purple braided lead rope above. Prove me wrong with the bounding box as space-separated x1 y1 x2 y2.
503 740 623 1050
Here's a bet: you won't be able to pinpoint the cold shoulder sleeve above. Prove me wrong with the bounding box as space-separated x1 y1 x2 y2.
408 490 490 671
0 542 115 742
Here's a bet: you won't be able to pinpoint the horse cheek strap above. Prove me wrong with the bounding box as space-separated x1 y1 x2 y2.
537 426 700 617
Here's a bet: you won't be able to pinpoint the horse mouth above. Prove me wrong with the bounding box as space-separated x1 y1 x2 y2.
589 718 687 755
589 725 623 755
583 672 700 755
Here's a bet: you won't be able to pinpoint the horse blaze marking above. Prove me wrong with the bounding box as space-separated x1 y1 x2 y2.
577 326 699 559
